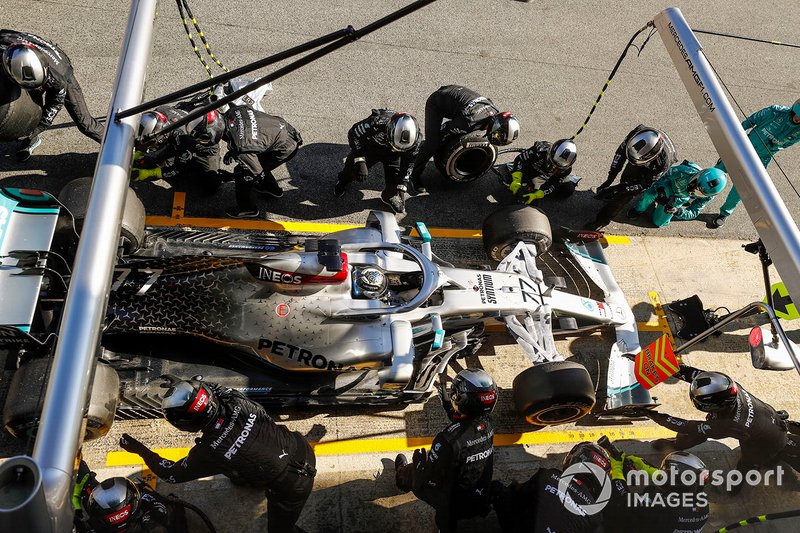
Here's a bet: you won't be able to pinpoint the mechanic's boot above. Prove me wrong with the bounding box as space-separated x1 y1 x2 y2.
395 454 409 493
407 176 426 196
627 208 643 219
225 205 260 219
712 215 727 228
15 136 41 162
380 192 405 215
333 175 348 198
254 179 284 198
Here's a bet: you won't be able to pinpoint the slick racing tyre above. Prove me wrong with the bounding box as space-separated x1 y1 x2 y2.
0 73 42 141
512 361 596 426
482 204 552 261
58 177 146 253
3 358 119 441
435 131 497 183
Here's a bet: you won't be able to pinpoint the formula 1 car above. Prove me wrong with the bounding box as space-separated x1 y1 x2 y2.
0 180 652 440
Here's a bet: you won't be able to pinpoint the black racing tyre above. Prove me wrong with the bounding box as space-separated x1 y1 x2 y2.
482 204 552 261
512 360 596 426
3 358 119 441
434 131 497 183
0 72 42 141
58 177 146 253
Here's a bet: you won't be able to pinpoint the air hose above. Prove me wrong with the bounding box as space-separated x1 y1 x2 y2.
176 0 228 78
715 509 800 532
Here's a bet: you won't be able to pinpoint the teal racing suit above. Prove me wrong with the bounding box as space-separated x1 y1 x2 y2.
632 161 715 227
716 105 800 216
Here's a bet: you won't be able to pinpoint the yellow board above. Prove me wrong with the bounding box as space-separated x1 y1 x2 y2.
765 282 799 320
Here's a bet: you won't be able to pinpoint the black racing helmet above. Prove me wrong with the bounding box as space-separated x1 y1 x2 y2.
450 368 497 419
386 112 419 152
626 127 666 166
86 477 140 531
161 379 220 432
548 139 578 169
188 109 225 146
2 44 46 88
487 112 520 146
690 371 738 412
563 441 611 473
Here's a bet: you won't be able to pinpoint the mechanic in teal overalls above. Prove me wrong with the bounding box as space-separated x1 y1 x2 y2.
711 99 800 228
628 161 727 227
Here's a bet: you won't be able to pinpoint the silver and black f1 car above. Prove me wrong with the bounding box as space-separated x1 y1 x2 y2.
0 180 652 440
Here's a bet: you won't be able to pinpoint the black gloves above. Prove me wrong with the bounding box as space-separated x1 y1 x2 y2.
120 433 150 455
354 158 369 182
412 447 427 465
223 151 237 165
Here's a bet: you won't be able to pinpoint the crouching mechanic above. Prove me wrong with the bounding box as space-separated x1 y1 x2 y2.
1 30 104 160
409 84 519 192
334 109 421 214
587 125 676 229
626 364 800 479
491 441 607 532
506 138 579 203
134 106 224 193
394 368 497 532
602 440 709 533
628 162 727 227
222 104 303 219
119 376 316 533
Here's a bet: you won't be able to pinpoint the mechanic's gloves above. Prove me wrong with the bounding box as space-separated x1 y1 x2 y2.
508 171 523 194
120 433 150 456
625 454 660 476
354 157 369 182
223 151 237 165
131 167 162 182
609 454 625 480
412 447 428 465
522 189 545 204
655 187 669 205
594 185 613 200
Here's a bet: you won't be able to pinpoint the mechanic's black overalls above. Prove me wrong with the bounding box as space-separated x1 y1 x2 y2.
338 109 421 198
397 414 494 532
588 124 676 229
512 140 575 199
493 468 603 533
646 365 793 471
223 104 302 211
134 388 316 533
136 104 221 193
0 29 104 143
410 85 498 182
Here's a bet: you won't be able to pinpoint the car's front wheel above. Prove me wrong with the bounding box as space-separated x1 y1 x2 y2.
512 360 596 426
482 204 552 262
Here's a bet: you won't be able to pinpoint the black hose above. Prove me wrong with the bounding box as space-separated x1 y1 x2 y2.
171 496 218 533
693 28 800 50
177 0 228 77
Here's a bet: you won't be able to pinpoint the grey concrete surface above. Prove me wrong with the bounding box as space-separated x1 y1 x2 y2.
2 1 800 531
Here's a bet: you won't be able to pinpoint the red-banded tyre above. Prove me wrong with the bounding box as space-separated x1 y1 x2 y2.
512 360 596 426
482 204 552 261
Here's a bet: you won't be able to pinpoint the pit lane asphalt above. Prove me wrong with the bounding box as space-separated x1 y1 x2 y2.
2 1 800 531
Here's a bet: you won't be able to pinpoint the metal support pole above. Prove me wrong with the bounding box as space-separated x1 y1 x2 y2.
654 8 800 306
0 1 155 531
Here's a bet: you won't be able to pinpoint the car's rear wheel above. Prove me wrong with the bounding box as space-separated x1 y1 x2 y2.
58 177 146 253
512 361 595 426
482 204 552 261
3 357 120 441
435 131 497 183
0 74 42 141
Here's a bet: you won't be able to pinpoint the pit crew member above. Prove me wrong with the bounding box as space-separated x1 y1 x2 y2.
506 138 579 203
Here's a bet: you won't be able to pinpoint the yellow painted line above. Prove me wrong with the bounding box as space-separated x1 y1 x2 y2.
106 425 674 467
143 215 629 243
171 192 186 220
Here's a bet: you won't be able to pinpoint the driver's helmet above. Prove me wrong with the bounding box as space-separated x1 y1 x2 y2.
86 477 140 531
689 168 727 197
689 371 737 412
386 112 419 152
137 110 169 139
487 112 520 146
2 44 47 88
661 451 707 487
187 109 225 146
548 139 577 169
161 379 220 432
626 128 666 166
563 441 611 472
449 368 497 419
354 267 388 299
